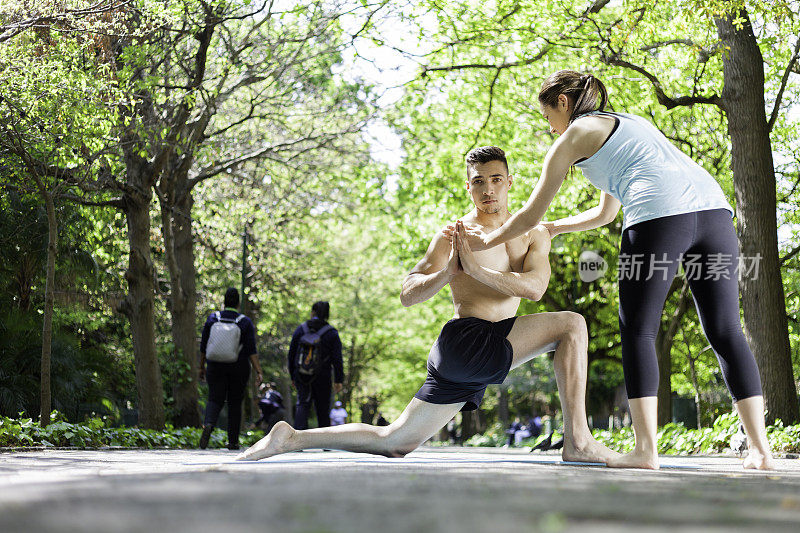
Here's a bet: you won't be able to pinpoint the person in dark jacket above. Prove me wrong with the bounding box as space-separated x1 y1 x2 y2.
288 301 344 429
198 287 262 450
255 382 285 432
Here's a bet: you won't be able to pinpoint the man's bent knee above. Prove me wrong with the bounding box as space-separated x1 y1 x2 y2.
561 312 588 340
386 441 421 458
381 425 423 458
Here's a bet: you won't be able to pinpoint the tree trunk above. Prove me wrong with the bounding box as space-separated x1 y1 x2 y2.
159 182 202 427
498 387 509 428
460 410 478 442
122 183 165 430
716 11 799 424
280 376 293 426
342 337 363 411
108 1 218 431
32 175 55 426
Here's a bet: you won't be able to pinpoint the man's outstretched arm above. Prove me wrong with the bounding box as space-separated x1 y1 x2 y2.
456 222 551 301
401 231 460 307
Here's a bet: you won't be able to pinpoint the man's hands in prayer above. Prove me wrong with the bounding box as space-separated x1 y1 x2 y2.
442 221 490 251
446 226 463 278
454 221 480 277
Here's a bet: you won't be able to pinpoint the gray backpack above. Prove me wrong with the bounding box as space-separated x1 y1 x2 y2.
205 311 245 363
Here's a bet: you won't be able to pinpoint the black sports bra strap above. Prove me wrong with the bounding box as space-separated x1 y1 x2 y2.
573 112 620 164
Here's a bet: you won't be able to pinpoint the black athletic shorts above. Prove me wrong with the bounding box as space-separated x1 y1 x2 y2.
414 316 517 411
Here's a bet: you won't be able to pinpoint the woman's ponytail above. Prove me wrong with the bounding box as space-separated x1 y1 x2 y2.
538 70 608 123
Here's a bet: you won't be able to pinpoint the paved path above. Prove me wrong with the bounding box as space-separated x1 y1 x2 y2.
1 447 799 532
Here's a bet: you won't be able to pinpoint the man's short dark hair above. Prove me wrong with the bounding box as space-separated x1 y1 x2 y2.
311 301 330 322
465 146 508 174
224 287 240 309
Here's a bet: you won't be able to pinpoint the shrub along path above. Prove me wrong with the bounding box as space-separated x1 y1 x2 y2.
1 447 799 532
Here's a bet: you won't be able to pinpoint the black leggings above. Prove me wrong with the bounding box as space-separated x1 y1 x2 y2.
293 373 332 430
619 208 762 401
204 362 250 446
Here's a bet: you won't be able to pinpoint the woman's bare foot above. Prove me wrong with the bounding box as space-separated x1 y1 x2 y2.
606 447 660 470
236 421 296 461
743 448 775 470
562 437 623 464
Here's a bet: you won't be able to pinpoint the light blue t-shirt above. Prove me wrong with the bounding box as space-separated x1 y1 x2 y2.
573 111 733 230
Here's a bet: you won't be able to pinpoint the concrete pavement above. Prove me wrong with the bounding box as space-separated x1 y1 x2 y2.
1 447 799 532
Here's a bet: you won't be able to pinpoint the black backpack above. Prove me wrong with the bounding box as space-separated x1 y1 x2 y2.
295 322 333 378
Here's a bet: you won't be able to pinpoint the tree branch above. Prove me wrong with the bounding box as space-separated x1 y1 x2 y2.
781 244 800 266
640 39 694 51
151 5 219 178
420 0 614 79
189 131 352 186
601 55 723 109
59 193 125 210
0 1 132 44
422 53 546 76
466 67 501 154
767 36 800 133
639 39 720 64
777 170 800 204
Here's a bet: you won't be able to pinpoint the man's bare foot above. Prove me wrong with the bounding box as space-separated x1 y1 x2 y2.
236 421 295 461
743 448 775 471
606 448 660 470
562 437 623 464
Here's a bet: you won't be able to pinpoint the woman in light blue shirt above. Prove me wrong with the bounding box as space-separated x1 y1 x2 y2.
449 70 773 470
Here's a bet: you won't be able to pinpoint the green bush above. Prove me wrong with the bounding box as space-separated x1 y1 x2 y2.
463 422 506 447
593 412 800 455
0 310 121 421
3 411 798 455
463 423 564 449
464 412 799 455
464 431 506 447
0 412 266 449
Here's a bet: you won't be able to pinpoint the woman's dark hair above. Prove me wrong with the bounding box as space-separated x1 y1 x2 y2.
311 301 330 322
224 287 240 308
538 70 608 123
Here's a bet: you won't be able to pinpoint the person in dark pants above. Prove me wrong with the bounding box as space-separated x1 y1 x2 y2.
505 419 522 447
198 287 262 450
288 301 344 430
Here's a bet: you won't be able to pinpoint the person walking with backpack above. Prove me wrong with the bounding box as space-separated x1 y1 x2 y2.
288 301 344 429
198 287 262 450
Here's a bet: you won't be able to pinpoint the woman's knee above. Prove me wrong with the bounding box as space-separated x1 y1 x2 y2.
619 312 659 340
701 319 743 351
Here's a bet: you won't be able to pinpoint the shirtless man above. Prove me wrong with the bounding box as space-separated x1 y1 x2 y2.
238 146 619 464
